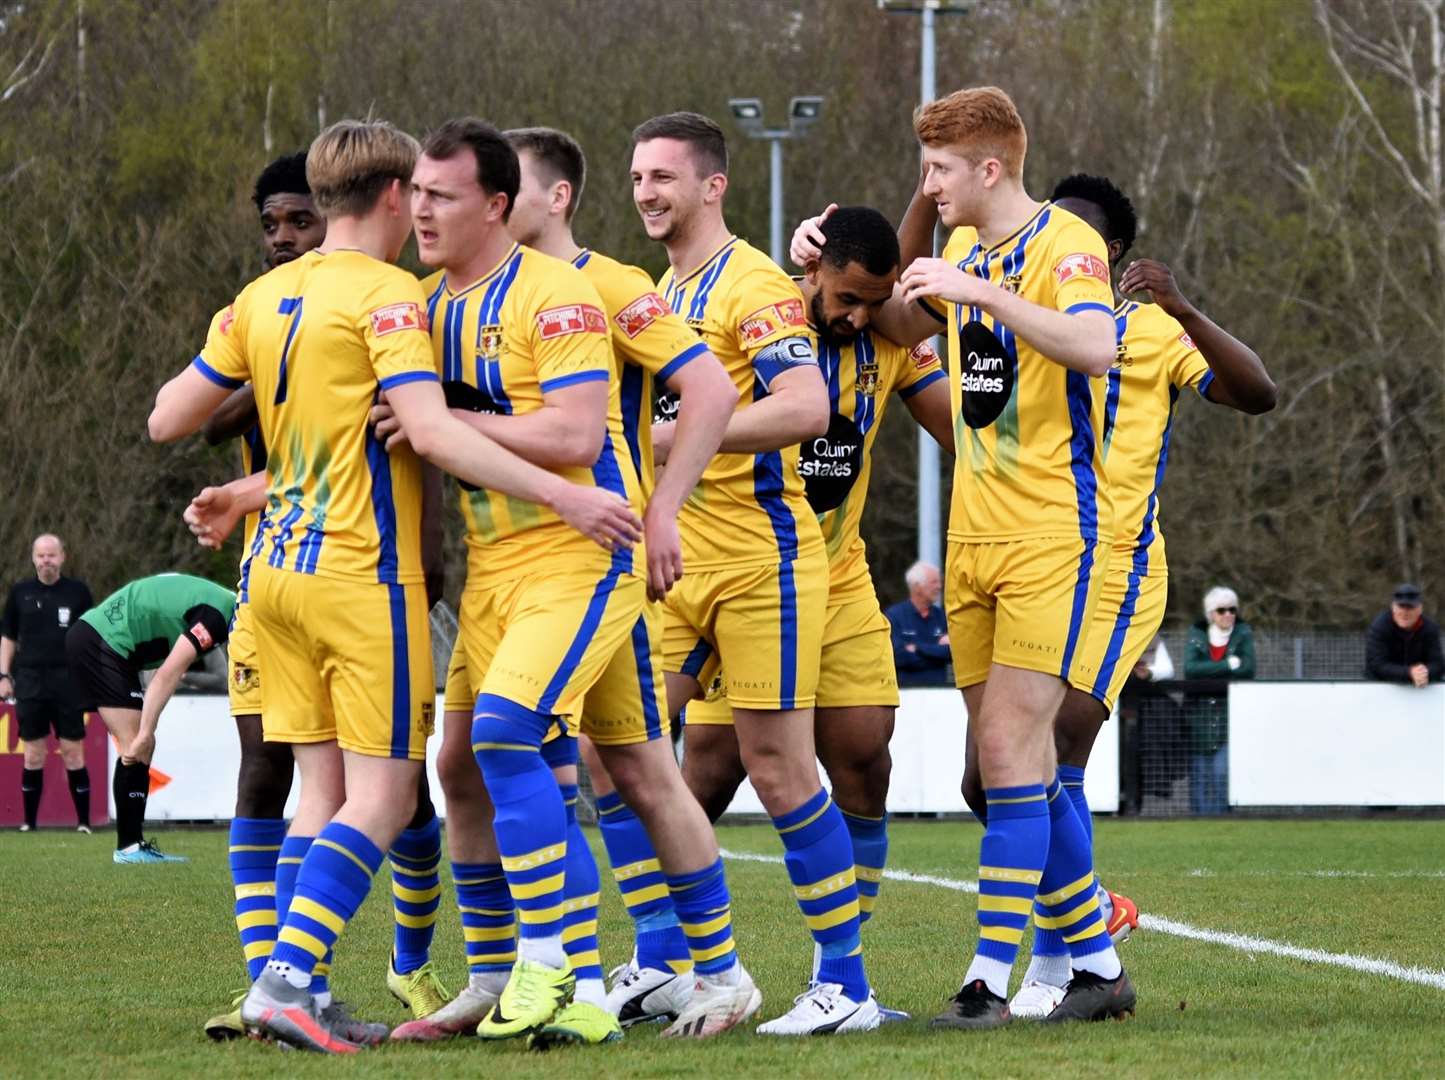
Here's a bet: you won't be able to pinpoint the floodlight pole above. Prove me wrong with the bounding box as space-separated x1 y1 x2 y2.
770 136 784 266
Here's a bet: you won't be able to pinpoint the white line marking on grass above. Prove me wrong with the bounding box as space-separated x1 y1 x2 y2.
1188 868 1445 880
719 848 1445 992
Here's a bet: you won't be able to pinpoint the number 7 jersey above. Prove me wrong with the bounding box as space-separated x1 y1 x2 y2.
194 249 438 586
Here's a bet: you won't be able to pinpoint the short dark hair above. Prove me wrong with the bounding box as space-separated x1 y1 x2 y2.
631 111 727 177
505 126 586 221
817 206 900 277
1050 173 1137 256
252 152 311 212
423 117 520 220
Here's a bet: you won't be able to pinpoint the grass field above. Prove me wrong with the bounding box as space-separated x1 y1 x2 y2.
3 818 1443 1078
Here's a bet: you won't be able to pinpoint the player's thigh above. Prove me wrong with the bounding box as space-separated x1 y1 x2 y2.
991 536 1107 685
1068 563 1168 714
816 595 899 710
712 553 828 712
580 604 668 748
482 568 644 722
974 662 1068 785
945 540 995 690
442 634 475 716
319 579 436 761
65 620 143 713
457 585 504 714
661 573 720 700
97 704 141 746
227 600 264 718
249 563 333 746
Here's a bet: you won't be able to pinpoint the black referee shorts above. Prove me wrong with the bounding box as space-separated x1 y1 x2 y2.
65 621 144 711
16 698 88 742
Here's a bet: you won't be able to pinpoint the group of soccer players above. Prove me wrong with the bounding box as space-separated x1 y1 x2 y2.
138 82 1272 1052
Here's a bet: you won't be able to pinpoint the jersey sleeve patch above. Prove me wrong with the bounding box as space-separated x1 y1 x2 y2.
369 302 424 337
537 303 608 340
614 292 670 339
909 340 941 369
739 298 806 345
189 621 214 650
218 305 236 336
1179 330 1198 351
1053 253 1109 286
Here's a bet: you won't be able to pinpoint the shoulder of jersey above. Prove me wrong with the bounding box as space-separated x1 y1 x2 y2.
726 237 795 282
419 268 445 295
941 225 981 262
1127 298 1193 343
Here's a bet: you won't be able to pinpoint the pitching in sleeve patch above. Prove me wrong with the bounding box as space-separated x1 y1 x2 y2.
739 298 807 346
614 292 669 339
537 304 608 340
189 622 214 650
1179 330 1198 350
370 302 424 337
1053 253 1109 285
909 339 941 369
218 305 236 335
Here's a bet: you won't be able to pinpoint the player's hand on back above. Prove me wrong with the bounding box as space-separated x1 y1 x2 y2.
789 203 838 268
551 484 643 553
184 486 243 551
643 504 684 601
369 391 409 452
1118 259 1192 318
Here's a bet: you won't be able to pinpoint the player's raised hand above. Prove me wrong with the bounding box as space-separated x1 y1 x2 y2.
643 503 684 601
184 486 242 550
369 391 409 452
789 203 838 268
551 484 644 552
900 257 983 306
1118 258 1192 318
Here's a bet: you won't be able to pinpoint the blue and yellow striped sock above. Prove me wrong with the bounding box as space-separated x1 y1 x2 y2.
272 835 330 996
389 810 442 975
453 861 516 976
559 783 605 1004
596 790 691 974
1058 765 1090 845
268 823 384 987
840 811 888 927
775 789 869 1003
1036 775 1121 979
1030 764 1090 962
472 693 567 968
229 817 285 981
964 784 1049 998
666 857 738 977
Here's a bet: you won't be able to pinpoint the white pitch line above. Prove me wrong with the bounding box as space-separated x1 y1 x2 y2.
718 848 1445 992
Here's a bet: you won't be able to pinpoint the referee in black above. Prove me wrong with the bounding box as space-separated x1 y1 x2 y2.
1 534 95 831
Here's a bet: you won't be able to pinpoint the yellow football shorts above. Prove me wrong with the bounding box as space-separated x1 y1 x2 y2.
1067 553 1169 710
683 590 897 725
578 601 669 746
661 551 828 712
226 599 263 717
945 536 1108 689
249 561 435 760
443 637 472 715
458 561 645 724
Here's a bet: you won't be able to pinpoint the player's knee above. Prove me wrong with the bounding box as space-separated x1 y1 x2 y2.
59 744 86 770
235 742 293 818
21 742 46 769
828 750 891 818
960 768 986 820
1053 696 1105 767
436 735 482 796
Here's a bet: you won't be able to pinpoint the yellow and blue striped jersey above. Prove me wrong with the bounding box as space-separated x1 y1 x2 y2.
571 247 708 498
421 244 645 580
657 237 825 571
925 203 1116 544
815 330 944 601
195 249 436 586
1104 299 1213 574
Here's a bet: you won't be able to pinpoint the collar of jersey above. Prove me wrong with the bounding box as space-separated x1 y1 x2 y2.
668 235 739 288
980 200 1052 255
572 248 590 267
443 242 521 299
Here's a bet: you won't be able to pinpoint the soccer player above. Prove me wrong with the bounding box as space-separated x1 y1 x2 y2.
382 116 654 1045
194 153 450 1040
659 208 954 1014
148 118 641 1054
960 173 1275 1017
629 112 880 1035
834 86 1131 1027
64 572 234 863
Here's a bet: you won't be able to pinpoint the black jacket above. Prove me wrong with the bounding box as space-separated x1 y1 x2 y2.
1364 611 1445 683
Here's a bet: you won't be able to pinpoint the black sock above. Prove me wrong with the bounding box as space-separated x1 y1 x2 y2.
113 761 148 849
67 767 91 827
21 768 43 829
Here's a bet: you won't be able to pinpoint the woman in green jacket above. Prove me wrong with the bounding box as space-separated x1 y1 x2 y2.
1183 586 1256 814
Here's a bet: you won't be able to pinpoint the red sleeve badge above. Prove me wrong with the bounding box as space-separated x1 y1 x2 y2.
369 302 424 337
908 340 941 369
739 298 807 345
537 304 608 340
1178 331 1197 350
189 622 214 650
1053 253 1110 285
614 293 670 339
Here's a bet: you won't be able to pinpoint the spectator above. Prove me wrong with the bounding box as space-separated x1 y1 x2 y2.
885 560 951 687
1 534 95 833
1183 586 1256 815
1364 584 1445 687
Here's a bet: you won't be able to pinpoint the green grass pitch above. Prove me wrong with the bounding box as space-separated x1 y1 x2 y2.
2 818 1442 1078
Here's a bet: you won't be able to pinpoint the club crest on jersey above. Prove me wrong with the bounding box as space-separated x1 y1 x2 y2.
1053 253 1109 286
536 304 607 340
1002 273 1023 294
233 665 259 693
739 298 807 345
370 302 424 337
615 292 669 339
856 359 880 396
420 701 435 738
477 326 504 360
909 340 941 370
